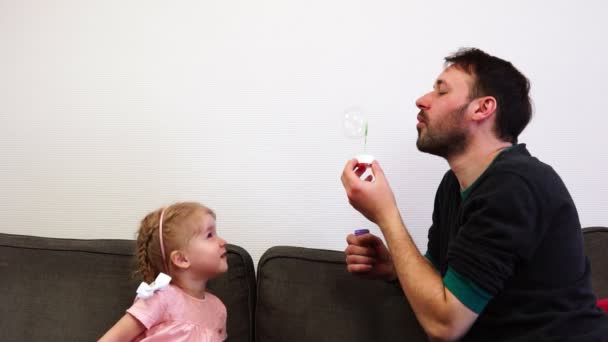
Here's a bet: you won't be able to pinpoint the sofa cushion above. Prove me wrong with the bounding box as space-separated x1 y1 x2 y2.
583 226 608 298
255 246 426 342
0 233 255 342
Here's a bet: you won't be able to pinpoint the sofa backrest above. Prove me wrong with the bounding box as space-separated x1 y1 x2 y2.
0 233 256 342
255 246 427 342
583 226 608 298
2 227 606 342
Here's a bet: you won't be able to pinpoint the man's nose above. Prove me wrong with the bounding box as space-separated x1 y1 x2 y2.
416 92 431 110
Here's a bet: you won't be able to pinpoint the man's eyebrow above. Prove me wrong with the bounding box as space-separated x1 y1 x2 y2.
433 79 447 88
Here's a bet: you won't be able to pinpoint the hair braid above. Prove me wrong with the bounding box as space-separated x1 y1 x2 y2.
135 210 162 283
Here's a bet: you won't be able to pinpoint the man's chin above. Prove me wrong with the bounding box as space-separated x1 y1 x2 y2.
416 139 430 154
417 140 446 158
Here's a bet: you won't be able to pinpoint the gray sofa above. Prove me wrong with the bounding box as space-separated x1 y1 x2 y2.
1 227 607 342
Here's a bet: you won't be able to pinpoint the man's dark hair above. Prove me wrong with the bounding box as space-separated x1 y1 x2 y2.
445 48 532 143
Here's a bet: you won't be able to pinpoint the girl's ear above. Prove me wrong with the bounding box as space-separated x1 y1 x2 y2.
170 250 190 269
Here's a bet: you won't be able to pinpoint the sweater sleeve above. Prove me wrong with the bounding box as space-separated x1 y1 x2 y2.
425 172 451 271
425 218 440 271
446 172 542 303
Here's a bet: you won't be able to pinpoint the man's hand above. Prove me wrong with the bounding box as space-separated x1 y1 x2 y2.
341 159 400 227
344 232 396 281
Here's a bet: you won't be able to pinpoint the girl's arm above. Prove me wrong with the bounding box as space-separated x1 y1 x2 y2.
98 313 146 342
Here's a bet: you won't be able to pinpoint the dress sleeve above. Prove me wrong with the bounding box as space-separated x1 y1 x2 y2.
126 290 168 329
445 172 543 312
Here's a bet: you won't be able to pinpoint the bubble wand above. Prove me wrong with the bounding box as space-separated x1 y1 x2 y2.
364 121 368 152
342 106 374 165
356 120 374 165
342 107 375 236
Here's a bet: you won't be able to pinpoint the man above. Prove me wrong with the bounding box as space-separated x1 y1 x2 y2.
341 48 608 341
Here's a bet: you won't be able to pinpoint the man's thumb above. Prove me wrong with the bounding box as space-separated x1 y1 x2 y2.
371 160 386 180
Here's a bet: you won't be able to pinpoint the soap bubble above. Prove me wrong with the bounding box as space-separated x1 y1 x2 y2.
343 107 367 139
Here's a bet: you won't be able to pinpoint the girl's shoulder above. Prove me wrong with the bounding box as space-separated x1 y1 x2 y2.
203 291 224 303
142 283 181 299
203 291 227 314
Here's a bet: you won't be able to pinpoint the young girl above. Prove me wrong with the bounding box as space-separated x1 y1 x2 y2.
99 202 229 342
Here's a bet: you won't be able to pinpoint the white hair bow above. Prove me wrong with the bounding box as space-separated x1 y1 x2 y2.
136 272 172 299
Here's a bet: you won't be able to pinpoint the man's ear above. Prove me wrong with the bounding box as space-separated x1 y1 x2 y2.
170 250 190 270
472 96 497 122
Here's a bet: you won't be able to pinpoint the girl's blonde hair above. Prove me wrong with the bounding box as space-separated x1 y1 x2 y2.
135 202 216 283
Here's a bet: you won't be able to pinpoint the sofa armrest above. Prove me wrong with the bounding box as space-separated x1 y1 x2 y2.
583 226 608 298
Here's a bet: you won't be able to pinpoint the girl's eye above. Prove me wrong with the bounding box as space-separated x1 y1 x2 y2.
207 232 213 239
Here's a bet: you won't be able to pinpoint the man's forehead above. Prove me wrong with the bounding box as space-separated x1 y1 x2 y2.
436 66 473 88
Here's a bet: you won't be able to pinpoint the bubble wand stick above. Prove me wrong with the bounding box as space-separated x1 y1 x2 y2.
364 121 368 152
356 120 374 165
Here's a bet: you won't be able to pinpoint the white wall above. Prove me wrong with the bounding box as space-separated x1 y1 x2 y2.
1 0 607 266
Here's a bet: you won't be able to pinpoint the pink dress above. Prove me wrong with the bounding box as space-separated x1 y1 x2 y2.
127 284 227 342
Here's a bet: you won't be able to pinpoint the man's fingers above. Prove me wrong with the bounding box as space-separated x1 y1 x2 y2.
344 243 377 258
342 159 359 177
354 233 383 247
341 159 368 190
346 254 377 265
346 233 381 249
370 160 386 181
354 165 367 178
346 264 373 273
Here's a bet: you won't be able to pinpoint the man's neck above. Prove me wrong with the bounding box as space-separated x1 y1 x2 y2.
447 138 513 191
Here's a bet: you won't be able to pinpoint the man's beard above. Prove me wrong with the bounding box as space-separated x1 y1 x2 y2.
416 102 469 158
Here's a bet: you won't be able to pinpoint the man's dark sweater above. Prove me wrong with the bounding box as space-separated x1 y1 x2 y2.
425 144 608 341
